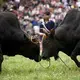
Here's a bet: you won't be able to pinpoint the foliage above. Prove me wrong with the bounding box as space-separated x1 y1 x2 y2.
0 0 3 5
0 52 80 80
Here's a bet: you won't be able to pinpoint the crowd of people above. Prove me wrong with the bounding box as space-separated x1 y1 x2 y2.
0 0 80 41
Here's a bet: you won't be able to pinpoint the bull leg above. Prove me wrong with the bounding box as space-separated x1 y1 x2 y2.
71 41 80 67
71 53 80 67
0 46 3 72
0 54 3 72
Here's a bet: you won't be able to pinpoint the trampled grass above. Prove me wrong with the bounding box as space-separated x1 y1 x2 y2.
0 52 80 80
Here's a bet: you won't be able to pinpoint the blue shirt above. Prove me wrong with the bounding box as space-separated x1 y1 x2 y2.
40 20 56 30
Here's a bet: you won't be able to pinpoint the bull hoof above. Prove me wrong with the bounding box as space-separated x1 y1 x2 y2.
0 69 2 73
76 62 80 67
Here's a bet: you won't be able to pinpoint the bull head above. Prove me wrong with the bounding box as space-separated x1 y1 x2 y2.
41 28 56 60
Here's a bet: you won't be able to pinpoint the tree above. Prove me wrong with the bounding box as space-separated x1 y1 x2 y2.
0 0 8 7
0 0 3 5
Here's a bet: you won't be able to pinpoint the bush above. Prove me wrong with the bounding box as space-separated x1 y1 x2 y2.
0 0 3 6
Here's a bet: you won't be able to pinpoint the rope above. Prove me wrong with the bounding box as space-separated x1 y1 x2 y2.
39 59 51 68
59 56 71 70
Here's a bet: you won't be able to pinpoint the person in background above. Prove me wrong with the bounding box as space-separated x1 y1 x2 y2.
40 11 56 32
39 11 56 52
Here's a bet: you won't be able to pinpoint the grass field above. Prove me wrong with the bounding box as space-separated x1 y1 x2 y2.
0 52 80 80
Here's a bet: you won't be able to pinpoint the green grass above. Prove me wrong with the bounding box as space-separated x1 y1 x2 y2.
0 52 80 80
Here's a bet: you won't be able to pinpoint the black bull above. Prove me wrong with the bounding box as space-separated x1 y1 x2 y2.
0 12 41 72
41 9 80 67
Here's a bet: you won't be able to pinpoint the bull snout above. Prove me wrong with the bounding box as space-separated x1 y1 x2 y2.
34 55 41 62
41 55 47 60
41 54 50 60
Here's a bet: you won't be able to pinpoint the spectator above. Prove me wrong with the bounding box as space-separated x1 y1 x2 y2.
40 12 56 32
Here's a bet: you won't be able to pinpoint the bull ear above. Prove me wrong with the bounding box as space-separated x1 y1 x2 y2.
50 29 55 38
